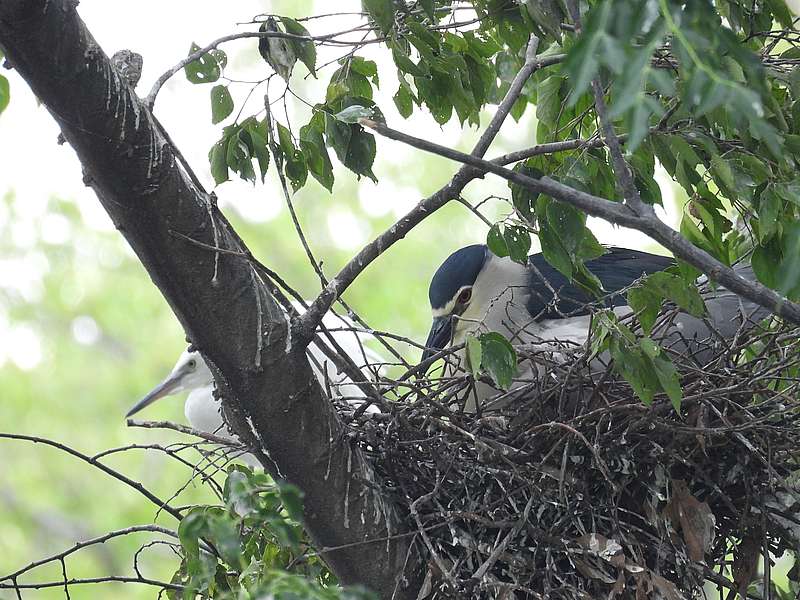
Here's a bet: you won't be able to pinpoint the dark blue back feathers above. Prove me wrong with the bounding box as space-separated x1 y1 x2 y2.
527 247 675 319
429 244 487 310
429 244 674 318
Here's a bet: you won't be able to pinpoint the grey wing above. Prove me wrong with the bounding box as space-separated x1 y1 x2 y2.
655 264 771 365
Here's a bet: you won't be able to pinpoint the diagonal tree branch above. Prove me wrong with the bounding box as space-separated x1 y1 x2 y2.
298 40 558 340
360 118 800 326
0 1 414 596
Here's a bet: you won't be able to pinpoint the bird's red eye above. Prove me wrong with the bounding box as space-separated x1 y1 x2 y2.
458 288 472 304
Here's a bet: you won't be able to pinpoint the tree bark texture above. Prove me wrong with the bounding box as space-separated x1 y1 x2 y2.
0 2 415 597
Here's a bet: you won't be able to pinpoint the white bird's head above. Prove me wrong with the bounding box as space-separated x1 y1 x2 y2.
125 350 214 418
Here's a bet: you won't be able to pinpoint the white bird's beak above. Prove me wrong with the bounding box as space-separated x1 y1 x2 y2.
125 372 183 418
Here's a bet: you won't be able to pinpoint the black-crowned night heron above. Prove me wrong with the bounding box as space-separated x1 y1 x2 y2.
126 303 382 466
423 244 674 356
422 244 767 409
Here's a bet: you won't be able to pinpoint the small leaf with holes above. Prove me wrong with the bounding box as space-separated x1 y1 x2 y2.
210 85 234 124
184 43 222 84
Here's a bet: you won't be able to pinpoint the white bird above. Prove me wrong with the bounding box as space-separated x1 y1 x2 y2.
126 303 383 467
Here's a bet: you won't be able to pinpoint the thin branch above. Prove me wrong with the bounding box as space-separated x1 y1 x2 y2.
145 28 367 108
492 135 603 166
471 34 540 159
0 576 182 591
1 526 177 582
126 419 247 447
0 433 184 521
360 118 800 326
297 50 564 340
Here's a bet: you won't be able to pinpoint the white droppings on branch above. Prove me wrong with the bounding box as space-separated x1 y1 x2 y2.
283 307 292 355
343 445 352 529
245 415 282 479
250 269 264 368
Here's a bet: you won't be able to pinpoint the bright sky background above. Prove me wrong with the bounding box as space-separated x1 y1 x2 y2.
0 0 698 370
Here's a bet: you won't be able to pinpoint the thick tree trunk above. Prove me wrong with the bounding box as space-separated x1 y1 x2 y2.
0 1 415 597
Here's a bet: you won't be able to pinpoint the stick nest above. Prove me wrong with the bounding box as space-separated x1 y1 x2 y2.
344 310 800 599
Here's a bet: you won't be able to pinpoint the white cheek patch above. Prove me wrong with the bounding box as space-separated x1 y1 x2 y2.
430 286 472 318
431 305 454 318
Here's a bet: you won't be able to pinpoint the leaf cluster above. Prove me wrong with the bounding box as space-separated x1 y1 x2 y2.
171 466 375 599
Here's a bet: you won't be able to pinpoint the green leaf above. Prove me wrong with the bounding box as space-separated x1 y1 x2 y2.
348 56 379 85
247 120 270 182
523 0 565 41
207 513 242 568
278 482 305 522
223 470 255 517
227 131 255 183
393 83 414 118
609 336 658 406
479 332 517 390
178 509 206 556
487 223 509 258
275 123 307 191
535 75 563 128
392 47 428 77
184 42 222 84
285 150 308 192
362 0 395 34
276 122 294 156
563 2 610 100
710 154 736 193
640 338 682 414
504 225 531 264
627 286 660 335
299 113 334 191
210 85 234 124
487 223 530 264
0 74 9 115
280 17 317 77
210 49 227 70
325 114 377 182
644 271 705 317
334 104 374 124
752 239 780 289
509 163 542 220
546 201 585 255
538 218 573 278
208 141 229 185
466 335 482 378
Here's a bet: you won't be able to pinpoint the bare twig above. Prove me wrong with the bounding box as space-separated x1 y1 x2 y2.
0 576 182 592
0 433 184 521
126 418 247 447
1 525 178 582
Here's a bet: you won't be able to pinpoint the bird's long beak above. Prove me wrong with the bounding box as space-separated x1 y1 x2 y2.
125 372 183 418
421 315 453 367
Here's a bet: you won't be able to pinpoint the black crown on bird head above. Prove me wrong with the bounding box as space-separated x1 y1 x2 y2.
428 244 488 310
